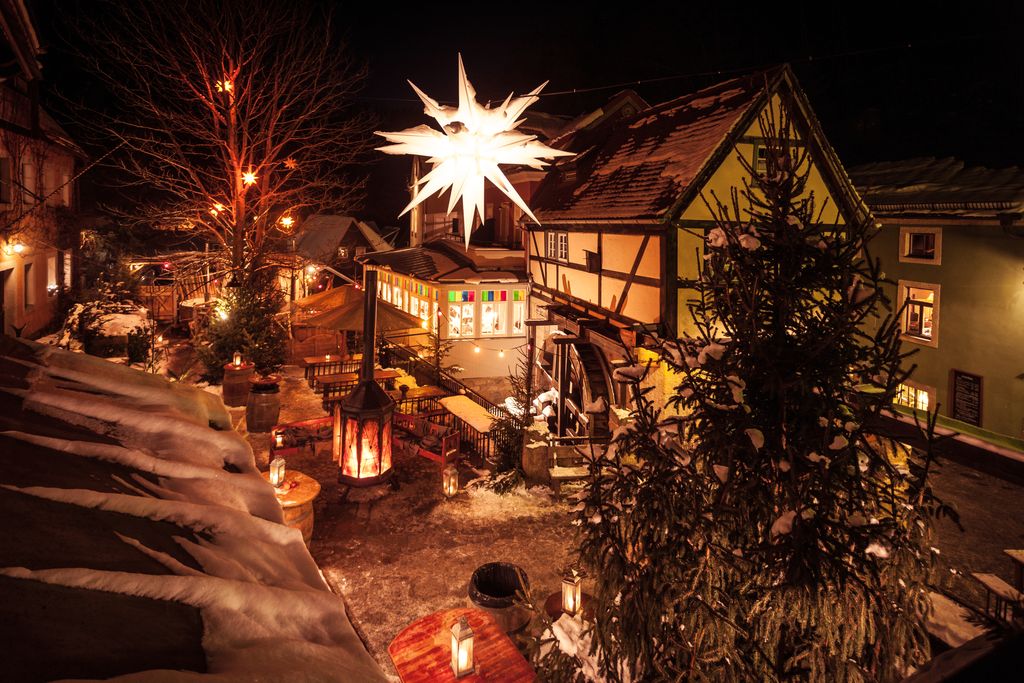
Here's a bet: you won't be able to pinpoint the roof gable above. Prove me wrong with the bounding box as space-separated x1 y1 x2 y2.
532 73 769 223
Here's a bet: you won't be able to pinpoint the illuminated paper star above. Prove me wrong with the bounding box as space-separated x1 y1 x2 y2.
376 54 572 248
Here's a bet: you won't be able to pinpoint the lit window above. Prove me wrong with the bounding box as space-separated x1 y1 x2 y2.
894 382 933 412
461 302 475 336
448 304 462 337
479 291 508 336
899 227 941 264
512 301 525 334
899 282 939 347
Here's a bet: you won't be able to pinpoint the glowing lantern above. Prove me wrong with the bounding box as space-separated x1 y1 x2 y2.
279 215 294 229
233 351 243 367
474 346 480 353
274 432 284 449
324 353 331 362
12 242 25 254
375 54 573 248
498 349 505 358
333 270 395 487
561 568 583 616
269 455 286 488
242 170 258 186
442 465 459 497
450 616 475 678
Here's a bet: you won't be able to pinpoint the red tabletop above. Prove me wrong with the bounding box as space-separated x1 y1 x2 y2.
388 608 534 683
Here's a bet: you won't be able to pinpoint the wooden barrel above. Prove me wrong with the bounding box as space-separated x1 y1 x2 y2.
282 502 315 545
246 375 281 433
222 362 255 407
261 470 321 547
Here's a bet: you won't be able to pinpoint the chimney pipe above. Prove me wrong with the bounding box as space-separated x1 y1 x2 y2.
361 270 378 381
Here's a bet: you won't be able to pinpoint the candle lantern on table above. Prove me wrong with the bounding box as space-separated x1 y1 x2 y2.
233 351 243 367
450 615 475 678
269 455 287 488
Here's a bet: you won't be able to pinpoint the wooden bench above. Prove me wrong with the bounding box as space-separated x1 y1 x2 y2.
970 572 1024 622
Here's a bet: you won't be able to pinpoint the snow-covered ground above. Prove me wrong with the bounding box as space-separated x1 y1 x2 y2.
240 368 577 678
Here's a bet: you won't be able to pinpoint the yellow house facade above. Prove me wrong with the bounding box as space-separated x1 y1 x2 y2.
526 66 869 438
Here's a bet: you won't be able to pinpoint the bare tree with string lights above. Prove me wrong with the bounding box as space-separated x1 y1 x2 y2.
65 0 373 286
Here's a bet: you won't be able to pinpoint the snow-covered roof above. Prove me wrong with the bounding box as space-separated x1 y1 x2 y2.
360 239 526 284
296 215 394 261
530 72 768 222
848 157 1024 219
0 337 386 681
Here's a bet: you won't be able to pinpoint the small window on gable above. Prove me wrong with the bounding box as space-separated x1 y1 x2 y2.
754 144 769 175
899 227 942 265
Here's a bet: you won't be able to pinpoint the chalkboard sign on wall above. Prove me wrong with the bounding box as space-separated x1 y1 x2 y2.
950 370 983 427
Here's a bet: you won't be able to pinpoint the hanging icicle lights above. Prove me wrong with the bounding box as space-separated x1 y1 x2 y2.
375 54 573 249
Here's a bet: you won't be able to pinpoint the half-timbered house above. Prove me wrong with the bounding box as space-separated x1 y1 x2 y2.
526 65 870 438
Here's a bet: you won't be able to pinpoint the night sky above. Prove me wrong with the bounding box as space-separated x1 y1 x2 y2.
35 1 1024 233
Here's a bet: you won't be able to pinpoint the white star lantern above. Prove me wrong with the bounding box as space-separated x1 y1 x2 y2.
376 55 572 248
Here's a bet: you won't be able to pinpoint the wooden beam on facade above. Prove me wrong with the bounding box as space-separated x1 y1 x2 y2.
615 234 650 316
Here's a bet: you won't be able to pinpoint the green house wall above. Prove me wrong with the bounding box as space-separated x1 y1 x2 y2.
876 221 1024 442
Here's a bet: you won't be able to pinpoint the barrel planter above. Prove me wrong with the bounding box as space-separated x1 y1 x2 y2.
468 562 531 633
261 470 321 546
246 375 281 433
222 361 255 407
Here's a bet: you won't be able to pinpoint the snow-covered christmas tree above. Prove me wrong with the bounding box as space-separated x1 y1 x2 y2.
560 110 943 681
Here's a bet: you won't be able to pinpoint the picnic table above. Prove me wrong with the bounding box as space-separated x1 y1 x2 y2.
388 608 534 682
303 353 362 387
390 385 449 415
320 369 401 410
1004 549 1024 592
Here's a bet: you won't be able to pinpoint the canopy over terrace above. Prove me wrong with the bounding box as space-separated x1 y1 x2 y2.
305 292 422 334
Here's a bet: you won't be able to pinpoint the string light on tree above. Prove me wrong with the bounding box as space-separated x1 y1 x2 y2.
376 54 573 248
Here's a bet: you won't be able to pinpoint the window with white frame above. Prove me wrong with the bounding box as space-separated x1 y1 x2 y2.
546 231 557 259
898 281 939 347
899 227 941 264
894 381 934 412
22 162 35 204
447 303 462 337
479 290 507 335
557 232 568 261
460 302 475 336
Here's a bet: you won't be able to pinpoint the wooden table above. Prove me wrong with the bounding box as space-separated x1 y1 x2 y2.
320 369 402 411
391 385 449 414
388 608 534 682
303 354 362 387
1004 549 1024 591
261 470 321 546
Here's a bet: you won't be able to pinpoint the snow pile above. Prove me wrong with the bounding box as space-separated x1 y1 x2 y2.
96 312 151 337
0 338 386 681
